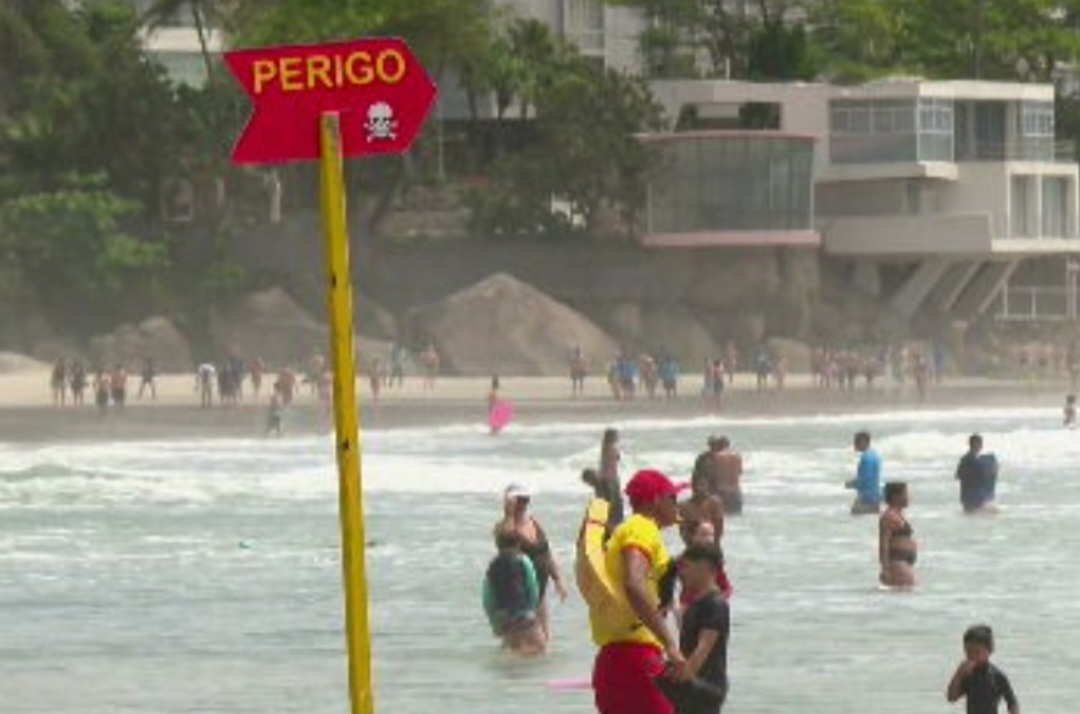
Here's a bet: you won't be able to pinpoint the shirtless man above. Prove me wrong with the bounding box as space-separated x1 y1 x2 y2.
712 437 744 516
681 459 725 546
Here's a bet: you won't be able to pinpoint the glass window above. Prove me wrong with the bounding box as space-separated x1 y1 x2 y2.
648 136 813 233
1011 175 1037 237
918 99 953 132
1020 102 1055 137
829 99 918 163
917 98 954 161
1042 177 1069 237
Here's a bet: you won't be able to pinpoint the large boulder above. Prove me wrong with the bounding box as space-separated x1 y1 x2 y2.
88 317 192 372
31 337 82 363
354 293 398 342
681 251 783 310
604 302 721 364
414 273 619 376
0 352 47 374
211 288 326 367
766 337 814 373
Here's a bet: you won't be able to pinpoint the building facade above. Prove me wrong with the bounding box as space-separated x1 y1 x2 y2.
640 131 819 249
651 78 1080 323
69 0 222 87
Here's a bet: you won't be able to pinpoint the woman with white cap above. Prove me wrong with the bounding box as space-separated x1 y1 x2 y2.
495 483 569 643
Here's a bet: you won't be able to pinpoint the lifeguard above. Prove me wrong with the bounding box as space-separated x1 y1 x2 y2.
589 470 689 714
251 47 407 94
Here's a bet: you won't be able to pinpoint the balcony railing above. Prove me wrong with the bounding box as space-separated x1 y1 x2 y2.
996 285 1076 321
956 138 1073 163
564 28 604 54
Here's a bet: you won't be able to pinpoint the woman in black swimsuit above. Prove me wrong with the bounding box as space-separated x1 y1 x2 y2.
879 481 917 588
495 484 569 643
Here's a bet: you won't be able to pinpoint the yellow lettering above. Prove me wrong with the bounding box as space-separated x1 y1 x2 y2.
252 59 278 94
307 55 333 90
376 49 406 84
333 53 345 87
345 51 374 85
279 57 304 92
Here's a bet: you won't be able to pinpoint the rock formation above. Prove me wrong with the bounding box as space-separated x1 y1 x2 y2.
88 317 192 372
0 352 47 374
413 273 619 376
210 288 326 368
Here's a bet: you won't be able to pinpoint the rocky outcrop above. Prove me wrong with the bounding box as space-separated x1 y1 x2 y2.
0 352 47 374
354 293 398 342
88 317 192 372
31 338 82 363
211 288 326 367
604 302 721 364
414 273 619 376
766 337 814 373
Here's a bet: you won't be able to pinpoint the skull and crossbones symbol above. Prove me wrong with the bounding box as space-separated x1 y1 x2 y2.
365 102 398 142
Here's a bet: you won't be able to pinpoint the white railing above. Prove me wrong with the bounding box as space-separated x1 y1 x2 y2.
565 29 605 54
996 285 1075 321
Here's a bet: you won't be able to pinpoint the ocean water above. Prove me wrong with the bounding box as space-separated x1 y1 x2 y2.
2 408 1078 713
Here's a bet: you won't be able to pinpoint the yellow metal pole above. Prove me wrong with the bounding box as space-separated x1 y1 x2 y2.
319 111 375 714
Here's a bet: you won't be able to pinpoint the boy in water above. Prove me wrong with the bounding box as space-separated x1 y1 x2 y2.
1065 394 1077 427
659 543 730 714
265 388 284 437
482 529 545 657
946 625 1019 714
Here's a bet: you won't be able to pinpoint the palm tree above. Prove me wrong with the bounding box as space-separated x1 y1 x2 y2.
506 18 559 120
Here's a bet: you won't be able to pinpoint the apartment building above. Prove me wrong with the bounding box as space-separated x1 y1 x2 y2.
67 0 222 87
651 78 1080 323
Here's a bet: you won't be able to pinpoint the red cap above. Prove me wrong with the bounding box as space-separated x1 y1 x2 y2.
625 469 687 509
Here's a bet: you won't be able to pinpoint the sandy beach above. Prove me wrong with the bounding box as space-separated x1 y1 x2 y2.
0 369 1069 443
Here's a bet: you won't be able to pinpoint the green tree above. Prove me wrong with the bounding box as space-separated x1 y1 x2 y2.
0 1 201 210
811 0 1080 81
608 0 802 79
0 177 170 337
469 57 663 237
141 0 236 83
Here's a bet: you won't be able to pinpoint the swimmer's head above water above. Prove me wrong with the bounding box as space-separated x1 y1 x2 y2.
963 624 994 663
884 481 909 509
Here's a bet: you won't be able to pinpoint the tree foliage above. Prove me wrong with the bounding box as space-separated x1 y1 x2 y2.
0 1 241 339
468 51 663 237
811 0 1080 81
0 176 170 335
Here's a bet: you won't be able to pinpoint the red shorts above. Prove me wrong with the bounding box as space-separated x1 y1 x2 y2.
593 642 673 714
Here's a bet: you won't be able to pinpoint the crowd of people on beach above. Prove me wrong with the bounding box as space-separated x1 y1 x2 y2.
480 425 1022 714
570 339 955 407
49 357 150 413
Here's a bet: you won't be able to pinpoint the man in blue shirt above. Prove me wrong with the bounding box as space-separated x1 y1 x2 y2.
846 431 882 515
956 434 999 513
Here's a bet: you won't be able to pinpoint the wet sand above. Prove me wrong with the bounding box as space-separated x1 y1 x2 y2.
0 371 1069 443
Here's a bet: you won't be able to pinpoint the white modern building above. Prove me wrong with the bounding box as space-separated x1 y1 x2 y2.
651 78 1080 322
501 0 643 72
68 0 222 87
437 0 645 120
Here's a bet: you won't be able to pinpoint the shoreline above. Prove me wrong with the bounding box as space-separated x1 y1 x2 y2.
0 372 1070 444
